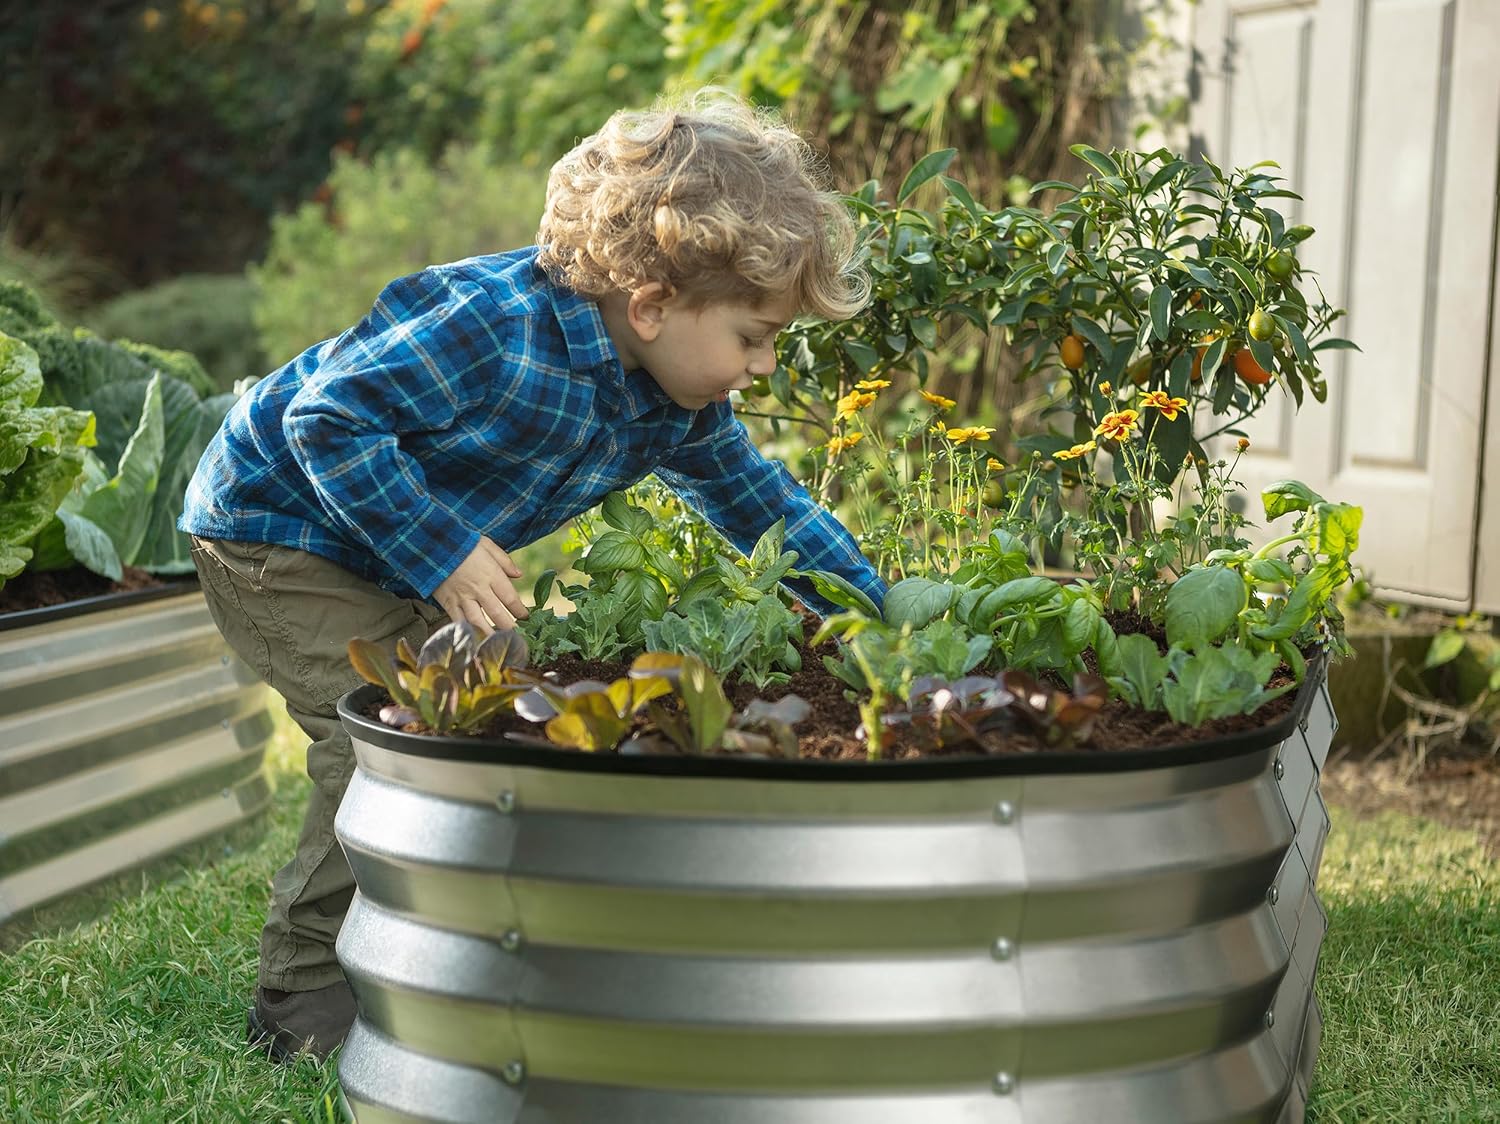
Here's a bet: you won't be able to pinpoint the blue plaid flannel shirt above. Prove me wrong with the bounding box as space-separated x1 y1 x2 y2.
180 247 886 616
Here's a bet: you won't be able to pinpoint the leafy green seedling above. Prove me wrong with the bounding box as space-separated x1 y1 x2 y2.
348 621 532 735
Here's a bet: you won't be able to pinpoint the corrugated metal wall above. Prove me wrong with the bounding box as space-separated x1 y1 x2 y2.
0 589 273 934
333 677 1336 1123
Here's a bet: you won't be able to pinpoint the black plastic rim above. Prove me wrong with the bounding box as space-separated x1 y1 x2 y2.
337 651 1327 781
0 576 201 633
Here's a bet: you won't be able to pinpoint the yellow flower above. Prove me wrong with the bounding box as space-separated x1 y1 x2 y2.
142 7 162 28
1093 409 1140 441
929 420 947 437
1237 436 1251 452
835 390 878 422
855 378 891 390
827 432 865 455
1054 440 1097 461
987 457 1005 472
1138 390 1189 421
944 425 996 445
1098 381 1112 394
919 389 956 410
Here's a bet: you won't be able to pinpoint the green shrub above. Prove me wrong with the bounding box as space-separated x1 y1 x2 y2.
351 0 667 167
0 282 236 575
0 333 95 591
0 4 380 292
88 275 268 392
250 145 547 364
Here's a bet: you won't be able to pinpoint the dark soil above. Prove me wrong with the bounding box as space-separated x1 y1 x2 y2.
0 565 171 614
366 608 1301 762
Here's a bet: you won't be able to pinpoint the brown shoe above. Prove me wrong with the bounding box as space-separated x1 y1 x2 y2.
246 981 357 1063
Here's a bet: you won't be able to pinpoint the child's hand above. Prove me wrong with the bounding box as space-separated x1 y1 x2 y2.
434 537 529 633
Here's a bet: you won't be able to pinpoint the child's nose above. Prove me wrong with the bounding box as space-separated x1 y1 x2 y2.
747 349 776 376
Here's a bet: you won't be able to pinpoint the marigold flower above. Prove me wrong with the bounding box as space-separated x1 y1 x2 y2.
919 389 956 410
1098 381 1112 394
1093 409 1140 441
1237 436 1251 452
1054 440 1097 461
1138 390 1189 421
855 378 891 390
827 432 865 455
987 457 1005 472
835 390 878 422
944 425 996 445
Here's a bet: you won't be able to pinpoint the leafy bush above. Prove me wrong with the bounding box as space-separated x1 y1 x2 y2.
0 333 95 591
351 0 667 167
27 373 166 584
89 275 268 392
250 146 546 364
662 0 1157 214
0 3 380 292
0 281 236 575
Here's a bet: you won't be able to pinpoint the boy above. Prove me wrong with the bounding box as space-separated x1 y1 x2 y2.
180 89 887 1063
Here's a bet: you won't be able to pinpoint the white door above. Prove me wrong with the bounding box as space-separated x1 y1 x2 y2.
1190 0 1500 609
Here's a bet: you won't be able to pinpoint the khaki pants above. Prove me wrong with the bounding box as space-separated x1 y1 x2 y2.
191 537 448 991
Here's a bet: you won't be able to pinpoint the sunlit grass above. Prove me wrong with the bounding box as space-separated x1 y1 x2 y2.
1 703 1495 1121
0 705 338 1124
1308 807 1500 1122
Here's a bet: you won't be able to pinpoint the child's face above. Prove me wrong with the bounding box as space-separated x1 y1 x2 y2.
626 290 797 412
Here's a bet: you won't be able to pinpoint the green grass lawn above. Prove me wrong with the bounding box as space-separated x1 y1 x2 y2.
2 706 1497 1123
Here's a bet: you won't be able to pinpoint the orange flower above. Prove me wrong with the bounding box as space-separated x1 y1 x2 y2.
919 389 956 410
1054 440 1097 461
1237 437 1251 452
855 378 891 390
1098 381 1112 394
1093 409 1140 441
827 432 865 455
987 457 1005 472
944 425 996 445
835 390 878 422
1138 390 1189 421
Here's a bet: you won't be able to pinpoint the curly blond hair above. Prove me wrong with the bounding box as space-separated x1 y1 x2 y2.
536 89 869 320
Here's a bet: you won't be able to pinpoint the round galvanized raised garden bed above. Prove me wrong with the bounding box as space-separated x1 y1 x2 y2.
334 658 1334 1124
0 584 274 936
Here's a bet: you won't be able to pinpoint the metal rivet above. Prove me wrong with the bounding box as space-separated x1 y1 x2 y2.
1267 885 1279 905
1274 758 1285 780
501 1060 526 1085
992 1071 1014 1095
500 929 523 952
990 938 1014 961
496 791 516 813
1265 1009 1276 1028
994 800 1016 825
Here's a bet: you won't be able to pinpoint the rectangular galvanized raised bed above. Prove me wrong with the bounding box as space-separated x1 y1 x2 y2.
0 586 274 935
334 660 1335 1124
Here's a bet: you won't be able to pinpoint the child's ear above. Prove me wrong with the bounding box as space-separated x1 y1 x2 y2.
626 281 676 341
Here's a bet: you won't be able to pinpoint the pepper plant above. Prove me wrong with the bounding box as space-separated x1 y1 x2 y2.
997 144 1355 482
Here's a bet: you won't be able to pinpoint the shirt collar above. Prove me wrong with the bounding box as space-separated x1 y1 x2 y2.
539 258 674 420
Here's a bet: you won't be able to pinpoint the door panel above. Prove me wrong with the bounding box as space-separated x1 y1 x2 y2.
1189 0 1499 606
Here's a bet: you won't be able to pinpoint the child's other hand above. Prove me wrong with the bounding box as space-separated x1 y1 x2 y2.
434 537 529 633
